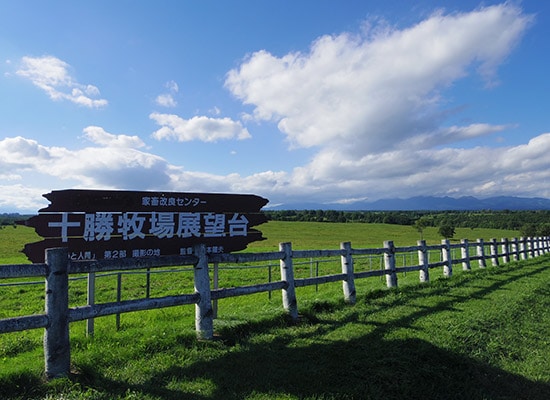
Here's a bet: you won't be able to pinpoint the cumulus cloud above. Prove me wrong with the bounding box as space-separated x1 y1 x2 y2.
0 135 171 192
0 184 50 212
2 131 550 211
225 3 532 157
150 112 252 142
220 3 537 204
83 126 146 148
16 55 108 108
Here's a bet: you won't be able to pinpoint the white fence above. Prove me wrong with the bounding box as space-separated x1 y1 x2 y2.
0 235 549 378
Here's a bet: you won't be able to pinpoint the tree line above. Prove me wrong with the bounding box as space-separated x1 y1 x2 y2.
264 209 550 237
0 213 31 229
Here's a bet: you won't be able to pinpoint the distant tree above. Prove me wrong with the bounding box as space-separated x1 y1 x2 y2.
438 224 455 239
413 217 430 240
520 223 538 237
538 223 550 236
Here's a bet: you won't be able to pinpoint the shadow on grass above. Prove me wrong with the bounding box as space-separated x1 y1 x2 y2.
1 260 549 399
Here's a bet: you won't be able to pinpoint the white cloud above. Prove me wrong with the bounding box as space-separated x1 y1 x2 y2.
0 135 171 196
0 136 55 165
402 123 513 149
165 80 179 92
219 3 538 204
155 93 177 107
83 126 146 148
64 147 173 189
1 131 550 212
225 3 532 159
0 184 50 212
150 112 252 142
155 80 179 107
16 55 108 108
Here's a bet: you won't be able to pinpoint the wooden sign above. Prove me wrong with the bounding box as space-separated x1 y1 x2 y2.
22 189 268 263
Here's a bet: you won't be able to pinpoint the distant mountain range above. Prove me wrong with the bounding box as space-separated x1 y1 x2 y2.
266 196 550 211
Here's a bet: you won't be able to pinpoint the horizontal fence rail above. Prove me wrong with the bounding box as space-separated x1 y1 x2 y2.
0 235 549 378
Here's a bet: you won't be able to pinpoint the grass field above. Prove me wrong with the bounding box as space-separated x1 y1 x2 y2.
0 222 549 399
246 220 520 251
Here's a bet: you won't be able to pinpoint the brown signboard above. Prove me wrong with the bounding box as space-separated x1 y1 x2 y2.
22 189 268 263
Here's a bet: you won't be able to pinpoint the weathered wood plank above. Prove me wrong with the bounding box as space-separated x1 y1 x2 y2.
0 314 49 333
294 273 346 287
292 249 344 259
354 269 386 279
384 241 397 288
394 245 419 253
351 248 385 256
208 251 284 263
395 265 422 274
280 242 298 320
418 240 429 283
0 263 47 279
44 248 70 379
341 242 356 304
211 281 286 300
69 293 199 322
428 261 447 269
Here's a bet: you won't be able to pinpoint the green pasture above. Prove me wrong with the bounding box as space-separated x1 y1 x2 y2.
246 220 519 251
0 221 519 264
1 222 549 399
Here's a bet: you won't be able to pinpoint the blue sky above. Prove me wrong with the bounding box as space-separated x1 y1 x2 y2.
1 0 549 212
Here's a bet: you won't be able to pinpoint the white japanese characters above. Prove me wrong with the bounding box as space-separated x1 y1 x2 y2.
49 211 249 242
26 189 268 264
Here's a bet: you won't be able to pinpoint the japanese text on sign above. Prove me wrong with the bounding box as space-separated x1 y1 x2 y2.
67 245 226 262
141 196 207 208
48 212 249 242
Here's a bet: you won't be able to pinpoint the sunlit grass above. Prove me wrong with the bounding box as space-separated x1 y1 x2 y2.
1 223 548 399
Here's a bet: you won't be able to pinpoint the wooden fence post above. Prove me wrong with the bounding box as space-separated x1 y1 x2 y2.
511 238 519 261
501 238 510 264
280 242 298 321
490 238 499 266
86 272 95 337
461 239 471 271
441 239 452 278
417 240 429 283
519 237 527 260
476 239 486 268
384 240 397 288
340 242 356 304
193 244 213 340
212 262 219 319
116 273 122 330
528 236 534 258
44 247 71 379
